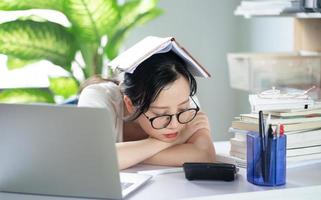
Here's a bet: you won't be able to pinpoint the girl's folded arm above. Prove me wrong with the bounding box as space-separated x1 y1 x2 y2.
142 130 215 166
116 137 173 170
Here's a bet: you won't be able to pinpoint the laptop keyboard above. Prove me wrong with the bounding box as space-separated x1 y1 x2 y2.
121 182 134 191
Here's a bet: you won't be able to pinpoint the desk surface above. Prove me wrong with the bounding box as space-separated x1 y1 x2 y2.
126 162 321 200
1 143 321 200
1 162 321 200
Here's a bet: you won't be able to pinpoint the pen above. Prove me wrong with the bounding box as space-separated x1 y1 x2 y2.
258 111 266 182
268 124 273 138
265 114 271 139
280 124 285 137
275 124 280 184
266 124 273 182
138 167 183 176
259 111 265 150
279 124 286 185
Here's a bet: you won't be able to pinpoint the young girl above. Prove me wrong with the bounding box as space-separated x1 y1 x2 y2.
78 48 215 170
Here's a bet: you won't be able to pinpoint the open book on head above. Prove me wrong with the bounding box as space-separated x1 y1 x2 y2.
108 36 211 78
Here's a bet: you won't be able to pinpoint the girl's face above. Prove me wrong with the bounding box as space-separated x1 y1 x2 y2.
136 76 191 143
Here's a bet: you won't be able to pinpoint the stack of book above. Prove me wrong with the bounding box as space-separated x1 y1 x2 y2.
234 0 304 17
229 104 321 167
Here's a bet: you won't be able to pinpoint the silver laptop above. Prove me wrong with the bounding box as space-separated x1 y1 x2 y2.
0 103 151 199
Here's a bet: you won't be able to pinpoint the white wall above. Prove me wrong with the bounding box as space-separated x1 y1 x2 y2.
124 0 294 141
245 17 294 52
234 16 294 123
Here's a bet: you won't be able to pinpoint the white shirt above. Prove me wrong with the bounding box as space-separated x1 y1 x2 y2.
77 82 124 142
77 82 201 143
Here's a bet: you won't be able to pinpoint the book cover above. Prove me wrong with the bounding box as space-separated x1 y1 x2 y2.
231 120 321 132
269 107 321 117
230 128 321 150
108 36 211 78
239 113 321 125
288 145 321 157
249 94 314 113
287 152 321 162
229 150 246 160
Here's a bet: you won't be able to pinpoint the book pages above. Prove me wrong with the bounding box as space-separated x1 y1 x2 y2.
108 36 210 78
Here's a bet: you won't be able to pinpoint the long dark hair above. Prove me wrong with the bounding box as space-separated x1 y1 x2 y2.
122 51 197 120
80 51 197 121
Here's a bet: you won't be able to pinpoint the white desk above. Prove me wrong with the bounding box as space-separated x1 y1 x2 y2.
125 162 321 200
1 142 321 200
186 185 321 200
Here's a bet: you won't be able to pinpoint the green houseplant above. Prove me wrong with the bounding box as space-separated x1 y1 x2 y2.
0 0 162 103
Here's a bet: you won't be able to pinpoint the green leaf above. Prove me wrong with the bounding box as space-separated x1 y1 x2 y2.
105 6 163 59
0 20 78 70
6 56 38 70
49 76 79 99
17 15 51 23
0 88 55 103
0 0 64 11
117 0 160 31
78 42 100 78
133 8 163 26
64 0 120 42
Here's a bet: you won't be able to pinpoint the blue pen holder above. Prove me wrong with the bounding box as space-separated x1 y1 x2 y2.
247 131 286 186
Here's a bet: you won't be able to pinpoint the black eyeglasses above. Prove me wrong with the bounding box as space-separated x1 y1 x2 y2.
143 97 200 130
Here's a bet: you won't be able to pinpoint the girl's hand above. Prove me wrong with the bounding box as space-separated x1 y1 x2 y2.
174 111 210 145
